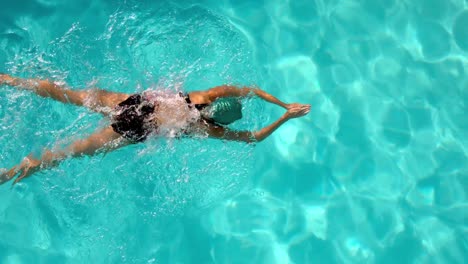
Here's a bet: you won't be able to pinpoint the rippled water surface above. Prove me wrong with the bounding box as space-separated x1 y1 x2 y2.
1 0 467 263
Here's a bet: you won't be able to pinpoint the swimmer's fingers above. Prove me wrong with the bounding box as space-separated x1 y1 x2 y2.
286 103 310 110
286 103 300 110
285 104 311 119
295 104 310 112
296 104 311 114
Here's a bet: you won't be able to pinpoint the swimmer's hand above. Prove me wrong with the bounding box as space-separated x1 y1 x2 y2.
0 156 41 186
285 103 311 119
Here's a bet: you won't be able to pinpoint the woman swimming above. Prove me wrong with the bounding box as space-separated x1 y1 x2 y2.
0 73 310 185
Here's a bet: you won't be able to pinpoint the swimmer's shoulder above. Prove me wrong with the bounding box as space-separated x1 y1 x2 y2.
186 91 212 105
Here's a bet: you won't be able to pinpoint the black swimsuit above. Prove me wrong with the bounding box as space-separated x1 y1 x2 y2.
111 94 155 142
111 91 226 142
111 93 210 142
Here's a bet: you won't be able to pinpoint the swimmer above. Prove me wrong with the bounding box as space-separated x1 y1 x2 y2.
0 73 310 185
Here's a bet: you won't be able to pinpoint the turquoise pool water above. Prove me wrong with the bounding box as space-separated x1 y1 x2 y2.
1 0 467 263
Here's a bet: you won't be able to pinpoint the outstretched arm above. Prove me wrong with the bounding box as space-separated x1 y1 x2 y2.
188 85 289 108
0 127 128 186
204 103 310 143
209 86 288 108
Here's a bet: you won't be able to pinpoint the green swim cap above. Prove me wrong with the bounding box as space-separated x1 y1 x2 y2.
200 97 243 125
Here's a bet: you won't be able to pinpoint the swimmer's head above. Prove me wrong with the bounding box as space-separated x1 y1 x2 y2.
200 97 242 125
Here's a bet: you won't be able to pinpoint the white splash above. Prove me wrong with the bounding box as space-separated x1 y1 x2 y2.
143 89 201 138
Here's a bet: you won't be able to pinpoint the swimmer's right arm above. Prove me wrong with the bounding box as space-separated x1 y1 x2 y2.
205 103 310 143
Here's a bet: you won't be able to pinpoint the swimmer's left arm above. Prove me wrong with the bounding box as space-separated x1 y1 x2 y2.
207 86 289 108
189 86 288 108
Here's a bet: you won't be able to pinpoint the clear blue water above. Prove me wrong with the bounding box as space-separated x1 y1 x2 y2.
1 0 467 263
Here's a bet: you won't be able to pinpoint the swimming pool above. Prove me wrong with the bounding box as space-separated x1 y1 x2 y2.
0 0 467 263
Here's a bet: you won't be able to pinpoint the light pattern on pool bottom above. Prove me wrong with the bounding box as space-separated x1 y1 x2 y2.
0 0 467 263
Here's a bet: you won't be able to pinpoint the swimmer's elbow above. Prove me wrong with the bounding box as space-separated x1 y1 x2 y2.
207 127 258 143
226 131 258 143
250 132 264 143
